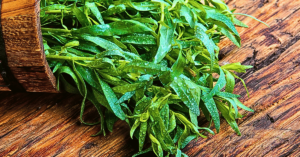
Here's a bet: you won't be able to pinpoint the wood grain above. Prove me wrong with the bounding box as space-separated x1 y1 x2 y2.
0 0 57 92
0 0 300 156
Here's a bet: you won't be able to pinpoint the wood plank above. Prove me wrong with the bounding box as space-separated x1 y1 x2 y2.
182 0 300 156
0 92 147 156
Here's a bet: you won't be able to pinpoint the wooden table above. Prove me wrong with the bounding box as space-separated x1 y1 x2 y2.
1 0 300 156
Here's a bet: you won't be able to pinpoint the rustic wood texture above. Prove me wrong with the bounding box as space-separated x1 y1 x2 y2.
0 0 57 92
0 0 300 156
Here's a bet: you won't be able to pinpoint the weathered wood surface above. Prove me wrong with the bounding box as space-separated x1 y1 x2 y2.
0 0 57 92
0 0 300 156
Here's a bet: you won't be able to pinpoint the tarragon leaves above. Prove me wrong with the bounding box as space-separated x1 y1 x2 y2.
96 72 126 120
41 0 263 156
201 95 220 132
180 5 196 28
123 60 169 75
86 2 105 25
72 20 152 36
128 1 160 11
195 23 216 70
120 33 157 45
171 77 201 116
72 4 90 27
206 8 239 36
154 7 176 64
79 34 122 51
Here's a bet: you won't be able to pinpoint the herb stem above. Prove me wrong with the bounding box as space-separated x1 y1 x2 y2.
41 28 71 34
45 10 71 14
47 55 129 63
47 55 96 61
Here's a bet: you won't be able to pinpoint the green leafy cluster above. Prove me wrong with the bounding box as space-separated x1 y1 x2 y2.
41 0 261 156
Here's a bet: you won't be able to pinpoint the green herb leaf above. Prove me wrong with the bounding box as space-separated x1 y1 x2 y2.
72 20 152 36
96 71 126 120
154 7 176 63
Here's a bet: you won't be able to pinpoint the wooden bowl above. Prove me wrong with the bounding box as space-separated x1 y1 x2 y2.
0 0 57 92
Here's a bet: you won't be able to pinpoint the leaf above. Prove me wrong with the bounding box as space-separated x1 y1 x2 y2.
52 61 64 73
234 13 270 27
71 63 99 125
232 17 248 28
180 5 196 28
233 98 254 112
175 40 200 49
75 64 102 91
178 124 190 149
149 134 164 157
72 3 90 27
130 119 141 139
134 96 151 115
154 7 176 63
128 1 160 11
222 62 253 73
170 77 201 116
140 111 150 122
105 110 119 132
86 89 106 136
218 96 239 119
91 88 111 110
120 33 157 45
206 67 226 99
72 20 152 36
181 134 197 149
189 110 198 126
223 69 235 93
206 9 239 36
174 112 206 138
159 104 170 130
67 48 94 57
176 149 182 157
95 71 126 120
42 4 66 11
197 127 215 135
132 147 152 157
78 34 122 51
123 51 142 61
87 58 115 69
173 126 184 143
168 112 176 133
112 82 147 94
195 23 216 70
115 91 135 106
219 25 241 47
59 76 79 94
86 2 105 25
200 100 211 121
76 40 102 54
216 92 240 98
149 95 170 135
139 122 148 151
208 0 230 11
123 60 169 75
95 49 125 59
201 95 220 132
101 4 126 17
215 101 241 135
230 72 250 97
171 51 186 79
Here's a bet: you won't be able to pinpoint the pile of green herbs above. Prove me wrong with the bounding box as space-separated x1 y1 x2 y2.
41 0 265 156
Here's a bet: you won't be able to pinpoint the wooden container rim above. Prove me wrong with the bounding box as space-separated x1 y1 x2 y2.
0 0 57 93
